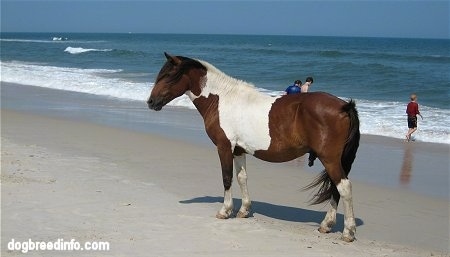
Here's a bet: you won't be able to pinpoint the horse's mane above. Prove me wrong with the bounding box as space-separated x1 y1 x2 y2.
197 59 265 99
156 56 206 86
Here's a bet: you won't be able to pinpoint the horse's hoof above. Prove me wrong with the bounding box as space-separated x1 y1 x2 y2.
216 213 230 219
318 227 331 234
236 210 250 218
341 235 355 242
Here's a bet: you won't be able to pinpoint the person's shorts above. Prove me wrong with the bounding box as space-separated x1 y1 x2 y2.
407 116 417 128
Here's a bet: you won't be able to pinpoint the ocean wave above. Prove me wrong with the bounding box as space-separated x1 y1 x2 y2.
64 47 113 54
353 99 450 144
52 37 68 41
1 61 448 144
63 47 147 57
314 49 450 63
318 50 345 57
0 38 109 44
208 46 442 63
255 47 450 63
0 38 63 44
0 61 134 98
110 49 148 57
362 51 450 63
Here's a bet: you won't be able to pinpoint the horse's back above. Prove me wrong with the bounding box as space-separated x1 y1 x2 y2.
263 92 350 159
271 92 347 123
284 91 346 107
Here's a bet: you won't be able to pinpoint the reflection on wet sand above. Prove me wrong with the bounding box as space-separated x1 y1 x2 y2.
400 143 415 185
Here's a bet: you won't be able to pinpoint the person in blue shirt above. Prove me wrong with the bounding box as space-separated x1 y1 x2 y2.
284 80 302 95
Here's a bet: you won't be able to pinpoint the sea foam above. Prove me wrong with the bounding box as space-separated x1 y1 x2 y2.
64 47 112 54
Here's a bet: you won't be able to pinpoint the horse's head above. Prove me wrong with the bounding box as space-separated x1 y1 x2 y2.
147 52 207 111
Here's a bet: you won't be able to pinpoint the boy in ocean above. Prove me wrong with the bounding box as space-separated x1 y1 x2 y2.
284 80 302 95
405 93 423 142
301 77 314 93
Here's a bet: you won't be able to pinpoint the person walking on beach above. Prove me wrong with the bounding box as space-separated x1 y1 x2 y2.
301 77 314 93
405 93 423 142
284 80 302 95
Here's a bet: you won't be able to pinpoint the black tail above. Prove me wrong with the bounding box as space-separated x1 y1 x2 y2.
303 100 360 205
341 100 360 175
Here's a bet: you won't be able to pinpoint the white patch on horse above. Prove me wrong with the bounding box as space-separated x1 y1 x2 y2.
336 179 356 240
217 189 233 218
234 154 251 216
319 197 337 233
190 60 280 154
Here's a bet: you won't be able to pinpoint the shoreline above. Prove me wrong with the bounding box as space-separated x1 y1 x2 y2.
2 109 449 256
2 82 449 199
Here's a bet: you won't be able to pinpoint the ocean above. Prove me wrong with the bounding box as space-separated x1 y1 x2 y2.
1 32 449 144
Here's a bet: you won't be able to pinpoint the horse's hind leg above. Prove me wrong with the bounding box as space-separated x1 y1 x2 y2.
234 154 251 218
318 190 339 234
336 178 356 242
321 161 356 242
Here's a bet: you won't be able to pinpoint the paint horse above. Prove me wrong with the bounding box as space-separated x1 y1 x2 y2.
147 53 360 242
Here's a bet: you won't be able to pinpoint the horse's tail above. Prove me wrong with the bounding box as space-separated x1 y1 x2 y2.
303 100 360 205
341 100 360 175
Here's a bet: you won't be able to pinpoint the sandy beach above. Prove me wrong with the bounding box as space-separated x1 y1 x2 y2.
1 84 449 256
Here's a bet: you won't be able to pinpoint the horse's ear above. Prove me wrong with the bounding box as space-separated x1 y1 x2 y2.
164 52 181 65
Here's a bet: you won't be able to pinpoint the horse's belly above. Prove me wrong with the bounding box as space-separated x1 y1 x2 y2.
254 147 309 162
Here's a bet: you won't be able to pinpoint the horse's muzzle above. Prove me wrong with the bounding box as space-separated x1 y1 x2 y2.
147 97 164 111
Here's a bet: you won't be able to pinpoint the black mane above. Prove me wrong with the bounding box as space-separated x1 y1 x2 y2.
155 56 206 85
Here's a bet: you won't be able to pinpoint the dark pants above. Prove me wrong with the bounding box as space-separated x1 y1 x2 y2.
407 116 417 128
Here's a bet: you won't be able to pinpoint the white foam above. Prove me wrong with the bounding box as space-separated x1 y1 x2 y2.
0 38 105 44
350 98 450 144
1 61 448 144
0 61 143 99
64 47 112 54
52 37 68 41
0 38 58 43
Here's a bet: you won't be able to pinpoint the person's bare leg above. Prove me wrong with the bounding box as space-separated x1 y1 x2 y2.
406 128 417 141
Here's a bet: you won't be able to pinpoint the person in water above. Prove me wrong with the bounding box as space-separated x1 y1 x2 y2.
405 93 423 142
301 77 314 93
284 80 302 95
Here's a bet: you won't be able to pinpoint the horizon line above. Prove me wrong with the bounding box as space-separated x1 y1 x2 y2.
1 31 449 40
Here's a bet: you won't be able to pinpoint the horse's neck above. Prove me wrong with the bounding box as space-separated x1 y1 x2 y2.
196 60 263 99
187 60 272 119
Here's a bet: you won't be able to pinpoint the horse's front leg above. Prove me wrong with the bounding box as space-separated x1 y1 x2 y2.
234 154 251 218
216 145 234 219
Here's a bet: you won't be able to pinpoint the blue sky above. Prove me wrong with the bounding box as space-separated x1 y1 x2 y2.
1 0 449 39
